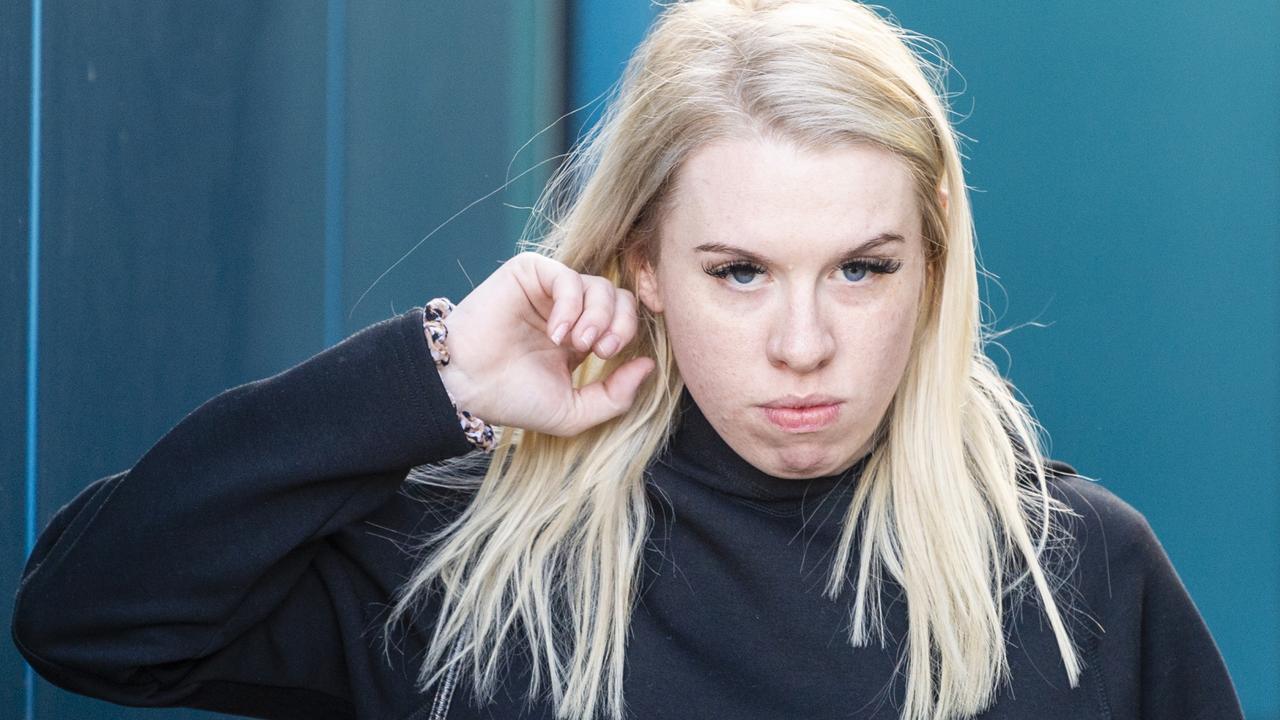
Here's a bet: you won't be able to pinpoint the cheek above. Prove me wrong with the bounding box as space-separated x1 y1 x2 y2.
838 293 921 395
663 306 758 392
658 286 764 401
877 310 917 378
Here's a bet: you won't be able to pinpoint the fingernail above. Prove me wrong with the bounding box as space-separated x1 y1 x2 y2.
581 326 599 348
551 322 569 345
597 334 620 357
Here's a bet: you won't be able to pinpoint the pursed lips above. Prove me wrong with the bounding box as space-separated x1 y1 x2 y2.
759 397 843 432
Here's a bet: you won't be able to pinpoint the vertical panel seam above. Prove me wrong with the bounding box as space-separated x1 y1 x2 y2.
24 0 42 717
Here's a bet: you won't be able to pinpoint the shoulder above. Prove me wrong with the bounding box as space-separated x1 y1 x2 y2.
1035 461 1246 717
1041 458 1156 551
1036 459 1168 602
1034 458 1167 589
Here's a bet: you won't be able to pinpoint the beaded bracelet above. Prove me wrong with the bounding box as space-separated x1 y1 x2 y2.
422 297 497 452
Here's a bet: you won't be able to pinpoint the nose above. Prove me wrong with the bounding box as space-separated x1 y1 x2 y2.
765 289 836 373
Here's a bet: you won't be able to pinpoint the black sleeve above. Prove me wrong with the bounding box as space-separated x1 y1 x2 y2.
10 307 477 719
1055 473 1245 720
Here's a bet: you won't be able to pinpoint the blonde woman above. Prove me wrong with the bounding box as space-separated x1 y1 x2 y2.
12 1 1242 719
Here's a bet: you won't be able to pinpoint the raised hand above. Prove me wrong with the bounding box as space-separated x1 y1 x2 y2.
434 252 656 437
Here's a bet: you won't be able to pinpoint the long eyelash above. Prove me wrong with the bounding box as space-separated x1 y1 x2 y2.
848 258 903 275
703 260 766 279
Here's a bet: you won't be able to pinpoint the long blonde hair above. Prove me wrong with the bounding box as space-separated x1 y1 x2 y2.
383 2 1085 718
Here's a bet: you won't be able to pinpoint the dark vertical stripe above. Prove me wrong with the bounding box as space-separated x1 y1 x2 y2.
24 0 41 716
324 0 346 346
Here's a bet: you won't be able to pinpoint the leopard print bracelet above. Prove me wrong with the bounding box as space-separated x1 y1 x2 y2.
422 297 497 452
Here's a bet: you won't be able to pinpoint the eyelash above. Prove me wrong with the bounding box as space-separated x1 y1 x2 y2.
702 258 903 286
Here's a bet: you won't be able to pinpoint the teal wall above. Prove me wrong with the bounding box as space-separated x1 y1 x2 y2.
3 2 563 718
570 1 1279 717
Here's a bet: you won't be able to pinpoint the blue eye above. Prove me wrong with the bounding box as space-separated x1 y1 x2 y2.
842 263 868 282
704 261 766 286
839 259 903 282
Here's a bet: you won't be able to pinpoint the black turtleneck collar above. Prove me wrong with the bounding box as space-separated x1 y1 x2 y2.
656 387 869 504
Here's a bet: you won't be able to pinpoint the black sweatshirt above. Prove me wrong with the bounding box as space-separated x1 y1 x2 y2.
11 308 1245 720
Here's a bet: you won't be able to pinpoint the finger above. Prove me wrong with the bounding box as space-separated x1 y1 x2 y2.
556 356 656 436
592 288 639 359
570 276 617 353
527 254 585 346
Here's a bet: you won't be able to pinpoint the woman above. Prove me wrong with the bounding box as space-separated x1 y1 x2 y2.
12 1 1243 719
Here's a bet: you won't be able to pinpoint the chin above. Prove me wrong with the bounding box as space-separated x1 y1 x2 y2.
767 446 838 478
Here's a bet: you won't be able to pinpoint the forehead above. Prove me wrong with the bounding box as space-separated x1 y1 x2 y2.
662 136 920 253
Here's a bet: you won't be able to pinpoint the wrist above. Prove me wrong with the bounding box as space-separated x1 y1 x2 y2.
436 358 479 416
422 298 497 451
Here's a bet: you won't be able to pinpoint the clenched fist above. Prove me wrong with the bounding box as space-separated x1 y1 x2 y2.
434 252 656 437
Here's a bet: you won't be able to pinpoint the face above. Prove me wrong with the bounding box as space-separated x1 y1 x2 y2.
634 135 929 479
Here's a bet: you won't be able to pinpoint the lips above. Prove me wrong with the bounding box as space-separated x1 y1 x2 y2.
762 394 841 409
760 396 843 432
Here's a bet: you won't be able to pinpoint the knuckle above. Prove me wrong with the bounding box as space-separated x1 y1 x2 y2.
615 289 638 313
613 302 638 328
562 271 585 297
583 274 611 293
583 280 614 312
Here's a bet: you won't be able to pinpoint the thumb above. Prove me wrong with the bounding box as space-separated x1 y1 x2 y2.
563 357 656 435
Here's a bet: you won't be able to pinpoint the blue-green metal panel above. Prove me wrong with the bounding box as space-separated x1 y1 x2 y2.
567 0 661 144
2 2 36 717
343 2 522 333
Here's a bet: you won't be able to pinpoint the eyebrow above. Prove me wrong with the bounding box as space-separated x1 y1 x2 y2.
694 232 905 265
